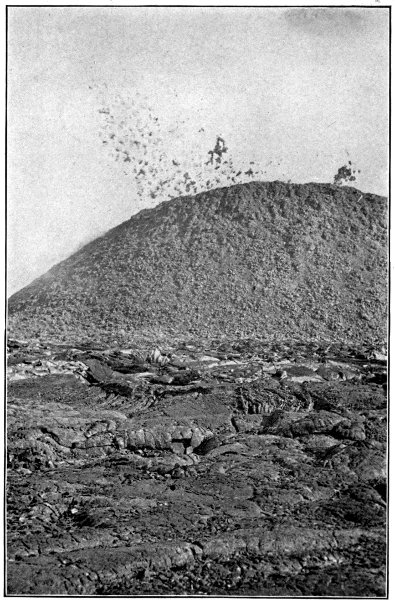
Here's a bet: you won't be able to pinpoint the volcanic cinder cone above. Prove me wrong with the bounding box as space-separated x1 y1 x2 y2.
8 181 387 344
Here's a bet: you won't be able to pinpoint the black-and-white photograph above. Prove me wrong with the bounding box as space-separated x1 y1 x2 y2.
6 5 389 596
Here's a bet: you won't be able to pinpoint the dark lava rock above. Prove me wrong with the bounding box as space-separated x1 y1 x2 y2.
6 341 387 596
85 358 114 383
8 181 387 345
193 436 220 456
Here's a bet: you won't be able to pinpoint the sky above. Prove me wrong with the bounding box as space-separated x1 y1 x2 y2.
7 6 389 296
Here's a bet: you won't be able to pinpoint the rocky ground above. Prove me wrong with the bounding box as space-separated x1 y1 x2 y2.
6 337 387 595
8 182 387 344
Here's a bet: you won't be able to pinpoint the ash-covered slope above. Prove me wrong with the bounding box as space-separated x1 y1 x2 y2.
8 181 387 343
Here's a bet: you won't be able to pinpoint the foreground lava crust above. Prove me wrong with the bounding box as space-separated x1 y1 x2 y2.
7 182 387 595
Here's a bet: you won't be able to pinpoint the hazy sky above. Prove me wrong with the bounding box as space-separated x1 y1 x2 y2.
8 6 389 295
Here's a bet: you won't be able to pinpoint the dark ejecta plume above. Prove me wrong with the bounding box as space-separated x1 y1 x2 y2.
92 85 272 206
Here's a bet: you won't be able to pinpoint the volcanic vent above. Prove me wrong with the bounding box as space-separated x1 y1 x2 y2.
8 181 387 344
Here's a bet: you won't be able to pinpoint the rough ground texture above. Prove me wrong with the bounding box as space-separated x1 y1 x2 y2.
7 338 387 595
8 181 387 344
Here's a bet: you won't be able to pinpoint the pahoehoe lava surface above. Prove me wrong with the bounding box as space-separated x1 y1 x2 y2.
7 338 387 596
8 181 387 344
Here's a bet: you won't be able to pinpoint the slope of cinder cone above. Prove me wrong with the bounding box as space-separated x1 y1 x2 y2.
8 181 387 344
